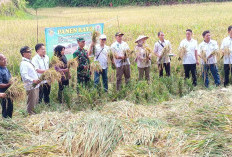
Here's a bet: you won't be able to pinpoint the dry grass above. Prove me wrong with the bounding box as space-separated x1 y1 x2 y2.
178 46 187 60
159 44 171 63
67 58 78 69
50 55 64 67
5 77 25 101
38 68 62 85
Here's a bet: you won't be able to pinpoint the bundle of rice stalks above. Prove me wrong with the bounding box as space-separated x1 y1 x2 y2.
5 77 25 101
92 30 100 44
67 58 78 69
159 45 171 63
50 56 64 67
223 47 230 56
144 47 152 63
108 50 116 69
210 49 220 57
178 46 187 60
121 49 134 63
200 50 207 64
90 61 102 73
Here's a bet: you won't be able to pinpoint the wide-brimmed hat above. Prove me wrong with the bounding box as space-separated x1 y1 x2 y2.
135 35 149 43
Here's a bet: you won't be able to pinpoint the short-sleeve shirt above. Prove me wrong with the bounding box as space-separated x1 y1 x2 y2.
73 47 90 77
221 36 232 64
111 41 130 68
31 54 49 78
94 44 109 69
135 45 151 68
153 40 171 64
198 40 219 64
179 39 198 64
0 67 11 93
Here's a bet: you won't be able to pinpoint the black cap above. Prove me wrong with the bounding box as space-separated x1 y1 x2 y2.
115 32 124 36
20 46 32 54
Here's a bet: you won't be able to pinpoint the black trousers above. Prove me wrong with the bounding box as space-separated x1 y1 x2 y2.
39 83 51 104
1 98 13 118
158 62 170 77
184 64 197 86
58 80 69 103
224 64 232 87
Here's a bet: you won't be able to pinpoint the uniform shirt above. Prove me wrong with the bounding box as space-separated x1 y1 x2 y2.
135 45 151 68
31 54 49 78
111 41 130 68
94 44 109 69
0 66 11 93
153 40 171 64
73 47 90 77
179 38 198 64
198 40 219 64
221 36 232 64
20 57 39 91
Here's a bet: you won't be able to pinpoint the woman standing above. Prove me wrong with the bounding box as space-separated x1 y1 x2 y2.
54 45 70 103
135 35 151 81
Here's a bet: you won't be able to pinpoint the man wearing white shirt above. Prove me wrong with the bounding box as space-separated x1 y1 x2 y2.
221 26 232 87
199 30 220 88
32 43 50 104
88 34 109 92
154 31 171 77
20 46 40 115
179 29 198 86
111 32 130 91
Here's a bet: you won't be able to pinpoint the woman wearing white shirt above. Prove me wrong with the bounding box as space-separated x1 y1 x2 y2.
199 30 220 88
221 25 232 87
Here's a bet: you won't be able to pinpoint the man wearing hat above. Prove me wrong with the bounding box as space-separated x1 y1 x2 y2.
154 31 172 77
19 46 40 115
88 34 109 92
111 32 131 91
135 35 151 81
73 37 90 90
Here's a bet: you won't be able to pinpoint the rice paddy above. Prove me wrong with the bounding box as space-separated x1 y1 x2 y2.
1 2 232 156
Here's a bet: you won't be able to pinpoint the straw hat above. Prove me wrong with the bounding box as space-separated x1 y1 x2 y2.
135 35 149 43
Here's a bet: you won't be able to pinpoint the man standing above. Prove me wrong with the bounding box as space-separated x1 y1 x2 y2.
221 25 232 87
179 29 199 86
88 34 109 92
154 31 172 77
20 46 40 115
0 54 13 118
73 37 90 89
199 30 220 88
111 32 131 91
32 43 50 104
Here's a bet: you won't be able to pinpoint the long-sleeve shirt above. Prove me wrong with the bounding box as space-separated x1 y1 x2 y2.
0 66 11 93
20 57 39 91
135 45 151 68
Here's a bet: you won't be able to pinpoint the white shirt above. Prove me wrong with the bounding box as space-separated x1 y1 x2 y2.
111 41 130 68
20 57 39 91
135 45 151 68
94 44 109 69
153 40 171 64
179 38 198 64
198 40 219 64
221 36 232 64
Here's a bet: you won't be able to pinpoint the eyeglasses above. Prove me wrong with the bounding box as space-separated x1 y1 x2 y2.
24 50 32 53
101 39 106 41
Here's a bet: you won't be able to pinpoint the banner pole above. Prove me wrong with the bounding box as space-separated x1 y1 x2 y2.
117 15 120 32
36 9 38 44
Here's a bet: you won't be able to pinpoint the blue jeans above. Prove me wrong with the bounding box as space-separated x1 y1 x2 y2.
94 68 108 92
202 64 221 88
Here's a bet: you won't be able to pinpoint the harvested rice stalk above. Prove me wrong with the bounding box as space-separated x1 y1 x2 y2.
92 30 100 55
50 56 64 67
178 46 187 60
5 77 25 101
200 50 207 64
121 49 134 63
144 47 152 63
108 50 116 69
159 45 171 62
90 61 102 73
67 58 78 69
210 49 220 57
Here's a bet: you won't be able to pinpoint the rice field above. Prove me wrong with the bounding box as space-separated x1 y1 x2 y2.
1 2 232 156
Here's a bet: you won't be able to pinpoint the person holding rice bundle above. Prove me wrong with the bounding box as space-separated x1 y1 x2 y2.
54 45 70 103
32 43 50 104
135 35 151 81
179 29 198 86
154 31 172 77
73 37 90 90
221 25 232 87
0 54 13 118
111 32 131 91
88 34 110 92
20 46 40 115
199 30 221 88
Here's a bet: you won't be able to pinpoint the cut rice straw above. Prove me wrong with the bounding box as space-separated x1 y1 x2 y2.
5 77 25 101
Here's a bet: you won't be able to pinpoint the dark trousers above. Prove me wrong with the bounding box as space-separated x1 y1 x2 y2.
58 80 69 103
138 67 150 81
184 64 197 86
224 64 232 87
94 68 108 92
202 64 221 88
1 98 13 118
39 83 51 104
158 62 170 77
116 65 131 91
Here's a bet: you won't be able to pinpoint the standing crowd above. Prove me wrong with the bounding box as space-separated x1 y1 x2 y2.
1 25 232 118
